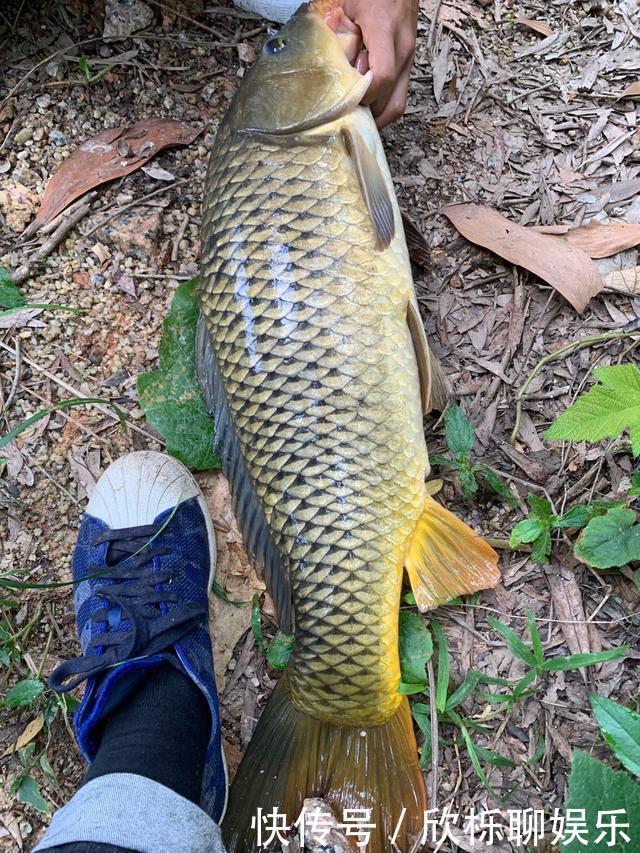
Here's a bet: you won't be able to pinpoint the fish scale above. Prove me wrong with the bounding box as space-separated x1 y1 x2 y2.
201 119 428 725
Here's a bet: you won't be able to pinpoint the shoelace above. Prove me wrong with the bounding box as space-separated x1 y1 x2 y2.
49 523 207 693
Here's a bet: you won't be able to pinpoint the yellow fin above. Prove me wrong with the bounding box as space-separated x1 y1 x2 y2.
407 300 451 414
223 679 425 853
341 125 395 251
406 495 500 610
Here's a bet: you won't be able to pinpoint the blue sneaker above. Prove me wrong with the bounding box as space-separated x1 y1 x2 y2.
49 451 228 822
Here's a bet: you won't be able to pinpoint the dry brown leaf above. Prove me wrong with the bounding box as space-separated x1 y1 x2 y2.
443 203 603 312
0 713 44 757
603 265 640 294
547 570 600 684
29 119 202 233
515 17 553 37
618 80 640 100
197 471 265 692
534 221 640 258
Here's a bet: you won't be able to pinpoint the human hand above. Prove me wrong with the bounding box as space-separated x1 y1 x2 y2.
342 0 418 128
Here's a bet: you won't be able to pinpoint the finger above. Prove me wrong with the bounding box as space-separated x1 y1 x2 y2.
374 61 412 128
358 18 397 109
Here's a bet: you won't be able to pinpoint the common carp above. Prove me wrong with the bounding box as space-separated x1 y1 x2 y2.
198 3 500 849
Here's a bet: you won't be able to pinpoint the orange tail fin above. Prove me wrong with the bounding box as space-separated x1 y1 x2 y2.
222 679 426 852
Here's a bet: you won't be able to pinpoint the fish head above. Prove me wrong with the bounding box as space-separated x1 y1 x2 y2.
228 0 372 136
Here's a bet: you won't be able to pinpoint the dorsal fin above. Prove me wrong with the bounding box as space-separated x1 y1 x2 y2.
196 314 294 633
341 125 395 251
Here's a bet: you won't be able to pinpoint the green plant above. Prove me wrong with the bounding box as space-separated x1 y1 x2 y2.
138 278 219 470
431 404 515 505
545 364 640 457
1 595 78 816
510 363 640 570
251 595 294 671
0 268 78 323
482 613 627 705
509 493 626 564
564 697 640 851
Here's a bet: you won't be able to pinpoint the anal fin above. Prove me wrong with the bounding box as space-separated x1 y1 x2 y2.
405 495 500 611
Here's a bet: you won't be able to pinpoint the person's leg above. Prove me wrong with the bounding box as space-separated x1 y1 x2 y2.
35 452 227 853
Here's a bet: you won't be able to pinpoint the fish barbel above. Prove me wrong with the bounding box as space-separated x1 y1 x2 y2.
198 4 499 849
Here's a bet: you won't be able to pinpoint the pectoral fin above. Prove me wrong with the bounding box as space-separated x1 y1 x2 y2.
405 495 500 611
342 126 395 251
407 300 450 414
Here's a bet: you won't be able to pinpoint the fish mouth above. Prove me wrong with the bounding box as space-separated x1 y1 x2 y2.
296 0 366 68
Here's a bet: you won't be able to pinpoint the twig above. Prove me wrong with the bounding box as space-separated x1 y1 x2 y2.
2 336 20 411
12 195 97 283
0 340 159 443
426 657 439 809
143 0 226 37
0 37 102 110
171 213 190 263
511 330 640 443
82 179 190 240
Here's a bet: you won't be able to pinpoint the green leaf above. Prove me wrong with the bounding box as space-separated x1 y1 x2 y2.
399 611 433 686
398 681 428 695
543 646 628 672
411 703 432 768
475 464 517 506
574 507 640 568
474 744 516 768
0 269 24 309
12 775 50 814
629 472 640 497
591 696 640 779
266 633 294 671
545 364 640 458
429 453 461 470
430 620 449 713
458 466 479 501
564 751 640 852
526 610 544 669
509 517 546 546
528 493 553 520
39 752 58 787
4 678 45 708
250 594 266 655
459 723 493 791
487 615 536 667
446 671 481 711
555 503 609 529
137 279 219 471
444 404 475 457
531 526 552 564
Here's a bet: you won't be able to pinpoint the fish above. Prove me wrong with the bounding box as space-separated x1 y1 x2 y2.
197 3 500 849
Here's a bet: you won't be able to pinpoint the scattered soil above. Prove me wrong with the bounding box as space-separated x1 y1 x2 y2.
1 0 639 850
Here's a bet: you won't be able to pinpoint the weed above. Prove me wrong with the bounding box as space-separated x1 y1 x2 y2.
431 404 516 506
400 603 628 791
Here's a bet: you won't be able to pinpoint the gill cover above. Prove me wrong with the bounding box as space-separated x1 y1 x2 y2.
228 2 372 135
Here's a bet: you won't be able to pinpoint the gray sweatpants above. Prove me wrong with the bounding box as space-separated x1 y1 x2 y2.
34 773 226 853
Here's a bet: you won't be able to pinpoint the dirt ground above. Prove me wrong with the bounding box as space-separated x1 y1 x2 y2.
1 0 639 850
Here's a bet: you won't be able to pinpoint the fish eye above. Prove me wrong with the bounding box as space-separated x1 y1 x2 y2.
264 36 288 55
